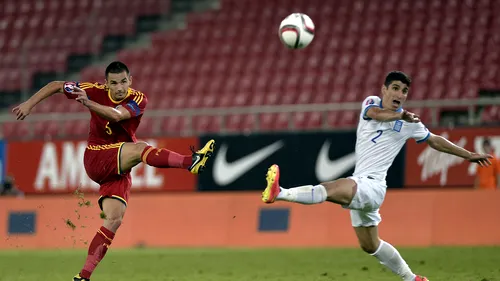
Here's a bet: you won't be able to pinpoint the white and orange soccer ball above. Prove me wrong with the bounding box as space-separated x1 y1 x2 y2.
278 13 315 49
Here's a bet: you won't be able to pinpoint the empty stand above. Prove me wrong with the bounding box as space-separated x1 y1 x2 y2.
0 0 170 91
2 0 500 138
103 0 500 133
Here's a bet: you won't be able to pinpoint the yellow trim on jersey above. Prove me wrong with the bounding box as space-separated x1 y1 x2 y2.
117 142 125 174
111 195 128 206
133 92 144 105
98 195 128 208
108 88 132 104
86 143 123 151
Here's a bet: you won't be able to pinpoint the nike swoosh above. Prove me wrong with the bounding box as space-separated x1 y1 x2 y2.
192 155 201 166
315 140 357 182
213 141 285 186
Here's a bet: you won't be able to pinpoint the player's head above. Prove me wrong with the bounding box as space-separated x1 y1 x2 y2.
482 138 493 154
381 71 411 111
105 61 132 101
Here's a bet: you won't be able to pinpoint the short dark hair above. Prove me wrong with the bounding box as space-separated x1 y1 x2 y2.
105 61 130 78
384 71 411 87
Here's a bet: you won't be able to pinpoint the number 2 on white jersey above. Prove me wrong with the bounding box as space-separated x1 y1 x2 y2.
371 130 383 143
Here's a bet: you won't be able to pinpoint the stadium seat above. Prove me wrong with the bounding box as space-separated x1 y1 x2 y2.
63 119 89 137
161 116 188 135
293 112 323 130
225 114 256 132
135 116 155 137
481 106 500 124
1 121 31 139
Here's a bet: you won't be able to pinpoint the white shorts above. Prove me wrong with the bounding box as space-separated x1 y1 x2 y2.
343 176 387 227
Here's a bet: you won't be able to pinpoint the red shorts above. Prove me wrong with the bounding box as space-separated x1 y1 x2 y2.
84 142 131 210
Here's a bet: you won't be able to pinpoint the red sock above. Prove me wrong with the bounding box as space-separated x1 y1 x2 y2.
79 226 115 279
141 146 192 169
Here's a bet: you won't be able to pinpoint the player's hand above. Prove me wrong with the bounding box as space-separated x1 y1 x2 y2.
401 110 420 123
73 87 89 106
468 153 493 167
12 102 32 120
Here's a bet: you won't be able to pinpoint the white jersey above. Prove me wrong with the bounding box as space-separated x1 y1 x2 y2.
352 96 430 183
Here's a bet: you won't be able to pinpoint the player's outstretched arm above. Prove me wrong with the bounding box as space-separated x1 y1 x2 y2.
366 107 420 123
73 87 131 123
426 133 493 166
12 81 65 120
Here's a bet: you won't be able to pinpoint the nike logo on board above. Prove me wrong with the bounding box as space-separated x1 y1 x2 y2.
315 140 357 182
213 141 285 186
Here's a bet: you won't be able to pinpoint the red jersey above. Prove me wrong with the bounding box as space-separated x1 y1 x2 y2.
63 81 148 145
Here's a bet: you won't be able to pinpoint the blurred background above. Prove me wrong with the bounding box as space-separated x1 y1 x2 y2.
0 0 499 280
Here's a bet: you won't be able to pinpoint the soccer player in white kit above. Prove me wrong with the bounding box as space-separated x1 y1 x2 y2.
261 71 493 281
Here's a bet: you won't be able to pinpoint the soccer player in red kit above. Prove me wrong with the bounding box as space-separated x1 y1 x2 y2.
12 61 215 281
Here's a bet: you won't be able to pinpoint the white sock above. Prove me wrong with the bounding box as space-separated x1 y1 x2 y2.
276 184 327 204
371 240 416 281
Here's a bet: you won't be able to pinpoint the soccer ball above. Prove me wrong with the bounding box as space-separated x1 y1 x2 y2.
278 13 315 49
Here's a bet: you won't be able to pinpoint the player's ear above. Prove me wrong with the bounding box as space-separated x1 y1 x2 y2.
129 75 133 86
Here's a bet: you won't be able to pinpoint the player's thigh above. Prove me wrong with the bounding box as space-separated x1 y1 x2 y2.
353 225 380 253
101 197 127 220
101 196 127 232
120 141 150 172
98 175 132 211
344 176 386 211
321 178 357 205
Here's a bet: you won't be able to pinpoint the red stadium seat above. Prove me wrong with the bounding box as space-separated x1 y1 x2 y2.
161 116 187 135
192 115 222 133
135 116 155 137
293 112 323 130
481 106 500 123
1 121 31 139
225 114 256 132
34 120 60 139
63 119 90 137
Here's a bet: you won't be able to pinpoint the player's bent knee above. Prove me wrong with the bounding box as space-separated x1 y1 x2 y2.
133 142 149 156
357 236 381 254
322 178 357 205
360 242 379 254
101 197 126 232
102 209 125 232
122 142 149 163
105 216 123 230
354 226 381 254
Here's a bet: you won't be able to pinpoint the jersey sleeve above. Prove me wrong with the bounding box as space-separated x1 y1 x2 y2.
410 122 431 144
123 92 148 117
360 96 381 120
62 81 98 100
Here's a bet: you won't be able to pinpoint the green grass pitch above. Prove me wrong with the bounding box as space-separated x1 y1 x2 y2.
0 247 499 281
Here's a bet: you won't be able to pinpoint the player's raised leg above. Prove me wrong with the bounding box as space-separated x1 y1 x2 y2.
119 139 215 174
354 226 428 281
262 164 356 205
74 197 125 281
